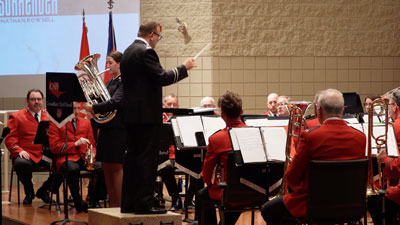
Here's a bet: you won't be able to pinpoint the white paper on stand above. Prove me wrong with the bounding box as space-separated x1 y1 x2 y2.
230 127 267 163
201 116 226 145
261 127 286 161
176 116 204 147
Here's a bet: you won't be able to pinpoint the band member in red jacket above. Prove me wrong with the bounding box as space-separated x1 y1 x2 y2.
369 90 400 225
48 102 96 212
262 93 279 116
5 89 54 204
196 91 247 225
261 89 366 224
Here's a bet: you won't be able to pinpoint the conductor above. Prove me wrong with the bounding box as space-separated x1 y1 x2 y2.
120 21 196 214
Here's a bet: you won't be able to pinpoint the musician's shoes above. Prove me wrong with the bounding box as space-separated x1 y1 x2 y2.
88 201 101 208
22 193 35 205
75 201 88 213
184 200 195 210
169 195 182 211
35 187 51 204
135 206 167 214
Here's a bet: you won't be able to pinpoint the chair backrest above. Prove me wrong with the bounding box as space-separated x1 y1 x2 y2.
223 152 268 207
306 159 368 223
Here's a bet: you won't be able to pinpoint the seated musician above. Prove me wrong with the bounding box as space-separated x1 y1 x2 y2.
305 90 322 129
364 94 380 113
261 89 366 225
48 102 98 212
200 96 216 108
277 95 290 116
195 91 247 225
368 90 400 225
262 93 279 116
158 93 182 211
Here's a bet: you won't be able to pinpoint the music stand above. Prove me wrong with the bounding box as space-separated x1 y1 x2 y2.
46 72 87 225
343 92 364 115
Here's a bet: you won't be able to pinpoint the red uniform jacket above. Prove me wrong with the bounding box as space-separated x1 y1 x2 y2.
163 113 175 159
382 118 400 205
305 117 320 129
48 118 96 169
283 119 366 217
5 107 48 163
201 120 247 200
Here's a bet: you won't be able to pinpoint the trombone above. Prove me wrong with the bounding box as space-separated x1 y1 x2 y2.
366 98 389 196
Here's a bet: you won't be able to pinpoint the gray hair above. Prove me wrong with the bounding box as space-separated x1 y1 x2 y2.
317 89 344 115
392 90 400 107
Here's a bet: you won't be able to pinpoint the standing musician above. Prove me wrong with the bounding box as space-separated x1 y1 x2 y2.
5 89 54 205
196 91 246 225
83 51 125 207
368 90 400 225
48 102 98 213
261 89 366 224
262 93 279 116
120 21 196 214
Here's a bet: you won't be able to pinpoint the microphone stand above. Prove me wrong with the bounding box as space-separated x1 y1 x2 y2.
51 124 88 225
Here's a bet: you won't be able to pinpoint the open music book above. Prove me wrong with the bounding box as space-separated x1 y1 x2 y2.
229 127 286 165
171 115 226 149
346 123 399 157
242 115 289 127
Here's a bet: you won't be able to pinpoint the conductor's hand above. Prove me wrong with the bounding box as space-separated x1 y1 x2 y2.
75 137 90 147
183 58 196 70
19 150 30 160
83 103 93 113
377 149 387 163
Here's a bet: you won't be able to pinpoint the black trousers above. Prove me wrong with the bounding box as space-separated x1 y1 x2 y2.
367 195 400 225
13 157 54 196
122 124 160 212
186 175 204 205
195 187 241 225
261 196 297 225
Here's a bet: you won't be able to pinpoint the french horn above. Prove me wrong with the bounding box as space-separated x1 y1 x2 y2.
75 54 116 123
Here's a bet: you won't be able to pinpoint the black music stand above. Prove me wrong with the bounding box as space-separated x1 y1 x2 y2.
46 72 87 225
343 92 363 115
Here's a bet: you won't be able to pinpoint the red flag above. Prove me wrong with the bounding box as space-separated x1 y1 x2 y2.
78 11 90 118
103 11 117 83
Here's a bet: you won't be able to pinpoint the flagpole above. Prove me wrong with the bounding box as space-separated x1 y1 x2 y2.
104 0 117 83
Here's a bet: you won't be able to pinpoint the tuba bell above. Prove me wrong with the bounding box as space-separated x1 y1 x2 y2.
75 54 116 123
278 101 312 196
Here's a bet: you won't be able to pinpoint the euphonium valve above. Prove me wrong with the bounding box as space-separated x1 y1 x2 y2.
75 54 116 123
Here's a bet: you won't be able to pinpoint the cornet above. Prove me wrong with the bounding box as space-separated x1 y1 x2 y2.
85 144 96 171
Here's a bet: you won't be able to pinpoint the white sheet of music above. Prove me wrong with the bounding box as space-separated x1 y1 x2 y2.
171 118 181 137
363 114 382 124
348 123 364 133
231 127 267 163
261 127 286 161
362 124 399 157
343 118 359 124
176 116 204 147
201 116 226 145
245 118 288 127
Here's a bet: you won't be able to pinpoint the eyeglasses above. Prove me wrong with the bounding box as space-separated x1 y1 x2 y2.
29 98 42 102
389 102 396 106
152 31 163 40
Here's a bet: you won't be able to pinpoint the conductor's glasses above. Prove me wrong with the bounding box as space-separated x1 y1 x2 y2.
152 32 163 40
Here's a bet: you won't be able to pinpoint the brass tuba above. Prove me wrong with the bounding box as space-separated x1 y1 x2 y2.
75 54 116 123
85 144 96 170
278 101 312 196
366 98 389 196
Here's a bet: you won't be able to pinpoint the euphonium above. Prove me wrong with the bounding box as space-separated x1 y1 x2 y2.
366 98 389 196
75 54 116 123
278 101 312 196
85 144 96 171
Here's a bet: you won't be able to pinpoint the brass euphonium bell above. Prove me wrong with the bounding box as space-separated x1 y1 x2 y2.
75 54 116 123
85 144 96 171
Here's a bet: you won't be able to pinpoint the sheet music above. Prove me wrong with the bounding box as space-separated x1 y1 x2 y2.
362 114 382 124
362 124 399 157
230 127 267 163
229 129 240 151
190 107 218 114
201 116 226 145
348 123 364 133
245 118 288 127
261 127 286 161
171 118 181 137
176 116 204 147
343 117 359 124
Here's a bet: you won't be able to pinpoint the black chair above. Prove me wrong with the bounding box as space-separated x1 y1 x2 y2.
302 159 369 225
8 162 51 205
216 152 268 225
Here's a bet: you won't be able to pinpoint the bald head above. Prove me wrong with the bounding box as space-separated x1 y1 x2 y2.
200 96 216 108
267 93 279 114
317 89 344 120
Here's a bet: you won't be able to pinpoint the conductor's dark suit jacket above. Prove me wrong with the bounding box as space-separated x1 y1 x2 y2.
121 38 188 124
